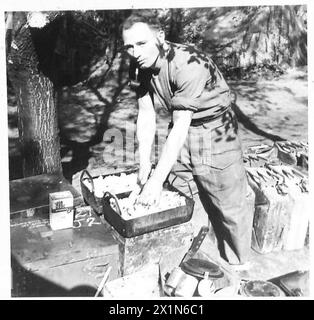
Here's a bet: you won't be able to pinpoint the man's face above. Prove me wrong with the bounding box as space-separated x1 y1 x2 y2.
122 22 161 69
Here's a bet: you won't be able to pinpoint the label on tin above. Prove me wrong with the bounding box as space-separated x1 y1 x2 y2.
49 191 74 230
49 191 73 212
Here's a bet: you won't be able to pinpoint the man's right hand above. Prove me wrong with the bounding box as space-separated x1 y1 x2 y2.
138 161 152 186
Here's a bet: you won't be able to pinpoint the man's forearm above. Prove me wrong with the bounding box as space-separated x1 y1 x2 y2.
137 108 156 164
151 113 192 184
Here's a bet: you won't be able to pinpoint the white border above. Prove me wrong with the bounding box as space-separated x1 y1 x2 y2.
0 0 313 300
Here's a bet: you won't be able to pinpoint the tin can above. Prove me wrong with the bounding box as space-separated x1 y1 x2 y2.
174 273 198 297
164 267 185 296
49 191 74 231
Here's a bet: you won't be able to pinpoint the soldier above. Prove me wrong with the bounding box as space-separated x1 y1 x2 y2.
122 11 254 267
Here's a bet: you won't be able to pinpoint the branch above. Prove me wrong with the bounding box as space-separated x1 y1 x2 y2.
79 19 109 40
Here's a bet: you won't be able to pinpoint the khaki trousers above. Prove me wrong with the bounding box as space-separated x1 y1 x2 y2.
167 109 254 264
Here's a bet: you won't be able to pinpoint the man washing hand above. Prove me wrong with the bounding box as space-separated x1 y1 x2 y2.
122 11 253 267
123 15 193 207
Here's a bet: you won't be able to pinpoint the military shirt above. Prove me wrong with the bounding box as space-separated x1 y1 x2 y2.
133 41 231 121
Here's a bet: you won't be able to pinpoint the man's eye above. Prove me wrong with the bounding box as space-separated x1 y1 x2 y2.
137 42 146 46
123 45 133 51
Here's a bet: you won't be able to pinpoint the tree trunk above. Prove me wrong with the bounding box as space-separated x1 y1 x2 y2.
168 9 184 43
7 12 62 177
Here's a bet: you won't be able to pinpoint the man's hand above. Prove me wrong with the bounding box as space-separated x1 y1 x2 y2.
136 176 163 206
138 161 152 186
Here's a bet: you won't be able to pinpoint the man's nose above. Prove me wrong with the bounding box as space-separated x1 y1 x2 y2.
133 46 141 59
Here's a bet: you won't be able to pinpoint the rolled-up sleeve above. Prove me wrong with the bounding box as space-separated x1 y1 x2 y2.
171 59 210 112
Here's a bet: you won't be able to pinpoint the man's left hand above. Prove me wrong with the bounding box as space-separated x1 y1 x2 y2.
136 176 163 207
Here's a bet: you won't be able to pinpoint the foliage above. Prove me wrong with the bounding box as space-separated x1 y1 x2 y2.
156 5 307 79
7 6 306 87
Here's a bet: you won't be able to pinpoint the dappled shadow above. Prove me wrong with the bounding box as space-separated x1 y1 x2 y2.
58 58 129 182
167 42 211 66
165 44 290 143
231 98 285 142
228 86 299 142
207 109 238 146
60 142 92 182
166 42 219 83
194 181 229 261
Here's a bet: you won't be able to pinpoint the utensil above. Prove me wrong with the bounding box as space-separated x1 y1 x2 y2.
179 226 209 266
179 226 224 279
94 266 112 297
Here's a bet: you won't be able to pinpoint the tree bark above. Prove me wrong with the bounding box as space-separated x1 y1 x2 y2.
7 12 62 177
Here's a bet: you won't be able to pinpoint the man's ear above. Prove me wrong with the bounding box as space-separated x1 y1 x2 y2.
156 30 165 45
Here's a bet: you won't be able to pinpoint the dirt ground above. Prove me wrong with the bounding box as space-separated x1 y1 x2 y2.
230 67 308 150
65 66 308 177
90 67 308 170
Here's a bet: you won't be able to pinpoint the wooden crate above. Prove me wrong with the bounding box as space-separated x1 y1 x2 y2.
104 219 194 277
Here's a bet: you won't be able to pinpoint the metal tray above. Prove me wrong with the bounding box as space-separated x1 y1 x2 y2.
80 169 137 215
80 169 194 238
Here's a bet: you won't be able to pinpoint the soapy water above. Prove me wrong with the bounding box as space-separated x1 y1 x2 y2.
83 173 186 220
113 190 186 220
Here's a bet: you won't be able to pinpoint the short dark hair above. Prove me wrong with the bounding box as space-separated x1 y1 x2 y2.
122 9 162 32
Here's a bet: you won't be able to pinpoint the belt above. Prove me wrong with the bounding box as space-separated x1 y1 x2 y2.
168 106 231 129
